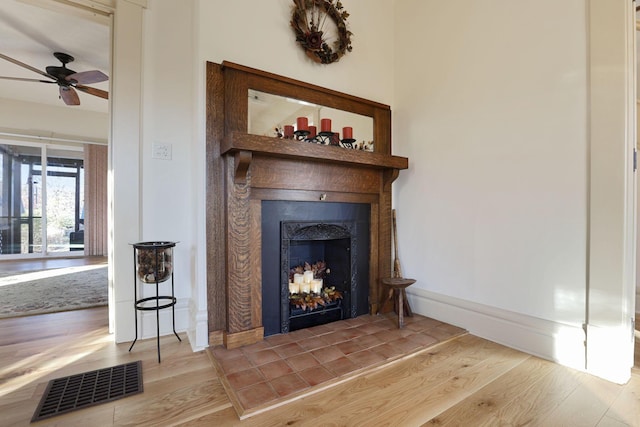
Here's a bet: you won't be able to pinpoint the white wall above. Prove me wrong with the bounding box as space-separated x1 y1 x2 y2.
197 0 395 104
0 98 108 141
393 0 635 382
111 0 202 348
140 0 196 332
394 0 589 366
394 0 587 324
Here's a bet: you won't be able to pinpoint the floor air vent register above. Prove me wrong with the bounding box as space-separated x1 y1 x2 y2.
31 361 143 422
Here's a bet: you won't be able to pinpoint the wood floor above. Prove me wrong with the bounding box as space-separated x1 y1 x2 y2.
0 255 107 272
2 307 640 426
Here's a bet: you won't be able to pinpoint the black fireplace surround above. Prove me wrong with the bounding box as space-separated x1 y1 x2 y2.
261 201 370 336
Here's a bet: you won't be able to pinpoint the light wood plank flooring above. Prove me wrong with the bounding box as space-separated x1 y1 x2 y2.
2 307 640 426
0 255 107 272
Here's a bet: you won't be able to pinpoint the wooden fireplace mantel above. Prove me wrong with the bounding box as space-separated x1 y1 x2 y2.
206 61 409 349
222 132 409 173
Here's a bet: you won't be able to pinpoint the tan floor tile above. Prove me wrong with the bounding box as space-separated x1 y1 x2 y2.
265 333 294 347
336 340 364 356
406 333 438 347
326 356 359 377
298 365 336 387
210 345 244 361
258 360 294 381
286 352 319 371
219 355 252 375
297 335 330 351
352 333 383 349
311 345 344 364
347 349 386 368
226 368 264 390
245 348 281 366
210 314 466 416
235 381 278 409
273 342 304 358
370 343 404 360
269 373 309 397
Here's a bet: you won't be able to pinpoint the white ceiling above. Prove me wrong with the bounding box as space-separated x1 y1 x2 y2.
0 0 110 113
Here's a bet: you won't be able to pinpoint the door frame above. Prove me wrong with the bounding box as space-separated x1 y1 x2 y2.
585 0 637 383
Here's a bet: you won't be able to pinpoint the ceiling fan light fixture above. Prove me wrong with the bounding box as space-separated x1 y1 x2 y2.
0 51 108 106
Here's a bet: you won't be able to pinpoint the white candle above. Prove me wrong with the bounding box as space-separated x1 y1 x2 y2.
301 283 311 294
289 281 300 294
294 273 304 284
303 270 314 283
311 279 323 293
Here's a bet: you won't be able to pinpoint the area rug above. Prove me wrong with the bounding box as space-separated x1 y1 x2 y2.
0 264 108 318
32 360 143 422
208 313 467 419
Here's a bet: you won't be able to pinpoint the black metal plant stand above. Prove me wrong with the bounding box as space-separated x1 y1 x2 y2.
128 241 181 362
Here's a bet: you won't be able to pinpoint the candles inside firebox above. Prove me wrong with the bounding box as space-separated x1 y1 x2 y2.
289 271 323 294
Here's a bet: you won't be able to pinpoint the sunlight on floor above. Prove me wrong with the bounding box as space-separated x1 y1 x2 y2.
0 332 113 398
0 264 106 287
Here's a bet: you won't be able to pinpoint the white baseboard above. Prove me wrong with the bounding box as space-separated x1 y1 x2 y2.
186 298 209 352
406 287 586 373
136 297 189 341
133 297 209 353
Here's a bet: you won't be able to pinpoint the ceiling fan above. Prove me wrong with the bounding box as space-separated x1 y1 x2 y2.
0 51 108 106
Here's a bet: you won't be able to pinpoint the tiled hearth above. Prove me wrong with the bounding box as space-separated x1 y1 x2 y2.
209 313 466 419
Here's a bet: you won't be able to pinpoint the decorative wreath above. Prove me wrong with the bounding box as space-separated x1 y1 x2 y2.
291 0 353 65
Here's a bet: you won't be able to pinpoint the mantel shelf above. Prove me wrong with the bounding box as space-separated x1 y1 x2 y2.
221 132 408 171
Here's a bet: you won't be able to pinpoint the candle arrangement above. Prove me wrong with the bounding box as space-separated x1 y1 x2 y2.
288 272 322 294
289 260 327 294
275 116 374 151
288 260 342 311
289 261 342 310
289 286 343 311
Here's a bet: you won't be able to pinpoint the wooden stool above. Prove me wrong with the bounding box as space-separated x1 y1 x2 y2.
380 277 416 328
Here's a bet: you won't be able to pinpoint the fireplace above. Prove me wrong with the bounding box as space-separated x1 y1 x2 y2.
206 61 408 349
261 201 369 336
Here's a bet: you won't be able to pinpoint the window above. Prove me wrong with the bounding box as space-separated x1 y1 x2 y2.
0 142 84 256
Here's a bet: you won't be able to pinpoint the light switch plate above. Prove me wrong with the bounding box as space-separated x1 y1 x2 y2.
152 142 172 160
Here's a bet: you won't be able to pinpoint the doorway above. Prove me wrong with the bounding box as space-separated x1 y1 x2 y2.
0 0 112 319
0 141 109 318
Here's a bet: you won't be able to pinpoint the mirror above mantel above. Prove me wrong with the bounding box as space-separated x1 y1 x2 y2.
248 89 374 150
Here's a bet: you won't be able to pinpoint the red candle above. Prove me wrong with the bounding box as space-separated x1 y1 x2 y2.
296 117 308 131
283 125 294 138
308 125 317 138
320 118 332 132
342 126 353 139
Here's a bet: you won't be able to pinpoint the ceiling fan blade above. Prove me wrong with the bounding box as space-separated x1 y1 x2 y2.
59 86 80 106
0 52 55 80
75 84 108 99
66 70 108 85
0 76 56 83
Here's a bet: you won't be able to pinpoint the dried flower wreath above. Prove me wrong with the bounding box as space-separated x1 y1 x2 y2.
291 0 353 64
